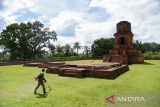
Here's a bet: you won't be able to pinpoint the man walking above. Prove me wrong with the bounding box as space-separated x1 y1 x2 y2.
34 69 47 94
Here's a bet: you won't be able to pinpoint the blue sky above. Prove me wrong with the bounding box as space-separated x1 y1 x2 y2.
0 0 160 46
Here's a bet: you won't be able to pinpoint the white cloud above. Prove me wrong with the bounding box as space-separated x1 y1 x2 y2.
48 0 160 46
89 0 160 43
0 0 34 26
0 0 160 46
49 10 114 46
28 0 90 17
49 10 83 45
49 10 82 31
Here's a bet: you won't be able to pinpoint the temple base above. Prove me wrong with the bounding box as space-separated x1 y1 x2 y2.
103 48 144 64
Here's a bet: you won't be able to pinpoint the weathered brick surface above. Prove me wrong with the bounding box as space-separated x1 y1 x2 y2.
46 62 65 67
23 63 42 67
46 66 59 74
103 21 144 64
46 63 129 79
58 67 87 78
87 65 129 79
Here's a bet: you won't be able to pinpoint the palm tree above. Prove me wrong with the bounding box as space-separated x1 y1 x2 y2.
83 46 90 57
73 42 81 56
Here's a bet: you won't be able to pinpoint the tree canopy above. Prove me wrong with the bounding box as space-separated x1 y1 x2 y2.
133 40 160 53
0 21 57 60
91 38 114 56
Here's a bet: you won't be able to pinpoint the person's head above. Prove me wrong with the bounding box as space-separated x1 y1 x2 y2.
42 69 45 72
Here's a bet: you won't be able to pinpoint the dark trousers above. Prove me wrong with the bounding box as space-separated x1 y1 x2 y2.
34 81 46 93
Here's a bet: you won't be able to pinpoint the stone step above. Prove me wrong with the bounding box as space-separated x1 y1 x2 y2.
88 65 129 79
46 66 59 74
59 67 87 78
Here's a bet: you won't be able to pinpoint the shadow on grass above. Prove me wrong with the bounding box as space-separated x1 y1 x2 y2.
35 88 52 98
35 93 48 98
141 62 155 65
129 61 155 65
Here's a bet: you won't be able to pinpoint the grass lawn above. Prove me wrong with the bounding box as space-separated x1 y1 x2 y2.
0 60 160 107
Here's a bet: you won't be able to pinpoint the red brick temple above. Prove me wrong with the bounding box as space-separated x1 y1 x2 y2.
24 21 145 79
103 21 144 64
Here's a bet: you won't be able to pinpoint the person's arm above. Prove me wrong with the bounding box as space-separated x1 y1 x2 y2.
43 78 47 82
42 73 47 82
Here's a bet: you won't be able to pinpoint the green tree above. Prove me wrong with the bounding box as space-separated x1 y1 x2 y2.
0 21 57 60
133 40 143 53
56 45 64 56
73 42 82 56
27 21 57 58
64 44 72 56
0 23 30 59
48 44 56 55
91 38 114 56
133 40 160 53
83 46 91 57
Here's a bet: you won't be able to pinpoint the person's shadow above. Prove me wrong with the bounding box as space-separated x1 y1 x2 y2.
35 88 51 98
35 93 48 98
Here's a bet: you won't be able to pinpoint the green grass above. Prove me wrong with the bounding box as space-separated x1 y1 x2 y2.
0 60 160 107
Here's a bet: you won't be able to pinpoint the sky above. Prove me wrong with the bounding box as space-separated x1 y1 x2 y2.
0 0 160 46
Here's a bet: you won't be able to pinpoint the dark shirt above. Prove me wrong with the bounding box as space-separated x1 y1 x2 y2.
37 72 46 82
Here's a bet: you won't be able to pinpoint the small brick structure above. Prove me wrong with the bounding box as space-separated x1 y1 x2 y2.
59 67 87 78
38 63 48 68
46 66 60 74
46 62 129 79
39 61 65 68
88 65 129 79
23 61 65 68
23 62 42 67
103 21 144 64
46 62 65 67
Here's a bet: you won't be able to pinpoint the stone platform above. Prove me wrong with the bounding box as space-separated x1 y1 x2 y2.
46 66 60 74
23 62 42 67
38 62 65 68
87 65 128 79
23 61 65 68
59 67 87 78
46 62 129 79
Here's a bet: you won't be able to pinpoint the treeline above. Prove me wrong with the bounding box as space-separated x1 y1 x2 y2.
0 21 160 60
47 38 115 58
133 40 160 59
133 40 160 53
47 42 91 57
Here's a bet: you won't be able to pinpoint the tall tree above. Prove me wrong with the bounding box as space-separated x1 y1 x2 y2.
64 44 72 56
83 46 91 57
27 21 57 58
0 21 57 60
73 42 81 56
